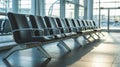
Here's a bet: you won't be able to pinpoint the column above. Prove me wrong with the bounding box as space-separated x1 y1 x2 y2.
31 0 36 15
74 0 79 19
108 9 110 33
87 0 93 20
98 0 101 28
12 0 18 13
84 0 87 20
60 0 65 18
40 0 45 16
31 0 45 16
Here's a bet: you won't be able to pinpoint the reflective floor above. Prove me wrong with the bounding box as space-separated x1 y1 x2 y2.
0 32 120 67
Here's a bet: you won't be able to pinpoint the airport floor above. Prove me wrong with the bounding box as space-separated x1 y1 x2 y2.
0 32 120 67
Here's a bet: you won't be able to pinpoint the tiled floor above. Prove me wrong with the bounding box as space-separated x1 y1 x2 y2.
0 32 120 67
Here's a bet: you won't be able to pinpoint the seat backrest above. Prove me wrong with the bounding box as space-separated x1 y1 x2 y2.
29 15 50 36
71 19 81 32
82 20 87 27
85 20 91 29
60 18 70 33
81 20 88 30
44 16 58 28
2 19 12 33
89 20 95 29
92 21 98 28
0 19 5 32
71 19 76 27
44 16 59 35
55 18 65 33
50 17 61 34
77 19 85 30
87 20 94 29
65 18 77 32
7 12 34 43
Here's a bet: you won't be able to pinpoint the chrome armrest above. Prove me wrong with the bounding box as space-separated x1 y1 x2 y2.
12 28 44 34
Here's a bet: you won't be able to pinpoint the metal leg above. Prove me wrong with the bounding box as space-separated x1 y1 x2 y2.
3 42 51 67
83 35 91 43
87 35 91 39
57 40 71 52
74 37 81 47
3 58 12 67
94 32 100 39
3 42 51 60
89 34 96 40
3 45 27 60
99 32 104 36
37 46 51 59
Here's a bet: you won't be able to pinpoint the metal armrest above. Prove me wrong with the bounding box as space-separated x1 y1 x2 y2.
43 27 58 31
47 28 60 32
12 28 44 34
57 27 63 29
43 27 60 35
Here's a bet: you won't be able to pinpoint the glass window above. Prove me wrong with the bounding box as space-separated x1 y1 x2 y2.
94 0 120 30
79 0 84 6
79 0 84 19
0 0 31 44
79 7 84 19
0 0 12 13
66 3 74 18
93 0 99 27
45 0 60 17
100 0 120 8
18 0 31 14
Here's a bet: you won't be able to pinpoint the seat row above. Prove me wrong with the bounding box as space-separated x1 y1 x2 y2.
3 12 104 64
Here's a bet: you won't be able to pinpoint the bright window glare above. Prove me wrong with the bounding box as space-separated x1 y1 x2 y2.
45 0 60 17
100 0 120 2
19 0 31 8
94 0 120 29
